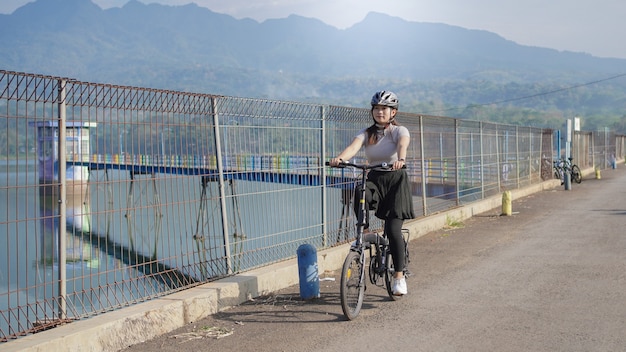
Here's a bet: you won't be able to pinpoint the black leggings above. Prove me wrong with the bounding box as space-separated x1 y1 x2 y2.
384 218 406 273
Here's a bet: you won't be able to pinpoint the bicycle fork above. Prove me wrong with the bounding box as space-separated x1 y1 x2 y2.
355 248 368 291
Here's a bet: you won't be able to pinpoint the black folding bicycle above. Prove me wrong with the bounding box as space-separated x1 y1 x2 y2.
326 161 410 320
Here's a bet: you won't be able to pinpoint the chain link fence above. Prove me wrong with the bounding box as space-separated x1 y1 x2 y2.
1 70 623 342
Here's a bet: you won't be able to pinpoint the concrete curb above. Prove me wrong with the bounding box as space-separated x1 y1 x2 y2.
4 179 560 352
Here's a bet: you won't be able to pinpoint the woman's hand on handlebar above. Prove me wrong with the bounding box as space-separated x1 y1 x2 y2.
329 157 344 167
392 159 406 170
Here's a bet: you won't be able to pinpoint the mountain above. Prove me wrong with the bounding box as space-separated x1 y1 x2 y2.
1 0 626 130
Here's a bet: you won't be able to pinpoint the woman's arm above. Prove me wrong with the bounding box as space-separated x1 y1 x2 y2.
330 137 363 166
393 135 410 170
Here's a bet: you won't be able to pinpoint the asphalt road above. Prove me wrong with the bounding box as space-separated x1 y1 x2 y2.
122 167 626 352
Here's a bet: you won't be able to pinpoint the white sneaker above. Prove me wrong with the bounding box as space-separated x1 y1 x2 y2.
392 277 407 296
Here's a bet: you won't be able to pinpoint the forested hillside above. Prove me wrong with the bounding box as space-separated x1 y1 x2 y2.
1 0 625 132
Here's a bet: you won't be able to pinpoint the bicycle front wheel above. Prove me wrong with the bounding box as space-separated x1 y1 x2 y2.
340 250 365 320
571 165 582 183
553 168 561 181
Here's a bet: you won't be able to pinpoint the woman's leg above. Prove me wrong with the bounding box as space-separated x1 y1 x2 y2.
385 217 405 278
353 181 380 229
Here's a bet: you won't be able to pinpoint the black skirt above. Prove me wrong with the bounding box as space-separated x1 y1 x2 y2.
356 169 415 221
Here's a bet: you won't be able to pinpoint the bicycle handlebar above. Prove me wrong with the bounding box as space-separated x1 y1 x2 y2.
325 161 389 170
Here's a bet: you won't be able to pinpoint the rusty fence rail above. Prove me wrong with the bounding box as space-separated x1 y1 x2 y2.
0 69 623 342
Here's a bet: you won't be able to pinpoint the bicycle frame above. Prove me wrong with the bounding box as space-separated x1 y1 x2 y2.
326 161 387 247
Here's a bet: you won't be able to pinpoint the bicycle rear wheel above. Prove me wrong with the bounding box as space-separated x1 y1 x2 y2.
571 165 582 183
384 251 402 301
385 230 410 300
340 250 365 320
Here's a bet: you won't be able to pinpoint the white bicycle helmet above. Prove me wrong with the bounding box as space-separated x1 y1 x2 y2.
370 91 399 109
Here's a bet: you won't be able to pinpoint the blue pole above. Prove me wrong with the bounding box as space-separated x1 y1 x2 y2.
297 244 320 299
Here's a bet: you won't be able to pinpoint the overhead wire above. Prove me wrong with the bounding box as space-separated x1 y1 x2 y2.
425 72 626 115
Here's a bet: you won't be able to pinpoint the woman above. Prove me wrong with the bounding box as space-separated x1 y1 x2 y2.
329 90 415 295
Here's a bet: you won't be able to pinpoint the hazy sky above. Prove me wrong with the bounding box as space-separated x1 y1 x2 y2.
3 0 625 59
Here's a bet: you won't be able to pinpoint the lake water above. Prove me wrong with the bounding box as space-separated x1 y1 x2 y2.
0 166 335 334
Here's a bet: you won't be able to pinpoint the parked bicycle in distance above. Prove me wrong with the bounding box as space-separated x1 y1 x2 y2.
325 161 410 320
553 157 582 184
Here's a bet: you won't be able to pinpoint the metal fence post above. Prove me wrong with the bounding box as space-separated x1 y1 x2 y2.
455 119 460 206
479 122 485 199
320 105 327 247
211 96 233 275
495 124 501 191
57 79 67 320
516 126 522 188
419 115 427 216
